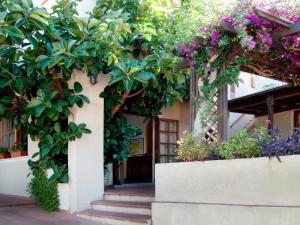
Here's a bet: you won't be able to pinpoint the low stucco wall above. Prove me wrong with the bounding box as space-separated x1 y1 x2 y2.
0 157 31 197
152 155 300 225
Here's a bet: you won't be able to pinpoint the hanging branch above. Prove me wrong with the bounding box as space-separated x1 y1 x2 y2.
51 68 65 97
111 91 130 116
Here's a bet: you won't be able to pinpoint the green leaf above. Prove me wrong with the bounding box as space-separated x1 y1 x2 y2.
54 122 61 133
5 26 24 39
88 18 100 29
48 55 64 69
144 33 151 41
34 104 46 117
0 104 4 115
0 78 10 88
67 40 77 51
74 82 83 93
29 13 48 25
123 79 133 91
28 35 38 49
64 58 74 69
79 95 90 104
44 134 54 144
1 96 14 104
35 55 48 62
68 95 77 105
0 12 7 22
134 72 155 83
28 99 42 109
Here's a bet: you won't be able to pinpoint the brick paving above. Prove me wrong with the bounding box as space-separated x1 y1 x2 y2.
0 194 109 225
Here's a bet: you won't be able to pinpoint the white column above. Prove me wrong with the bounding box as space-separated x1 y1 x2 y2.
68 70 110 212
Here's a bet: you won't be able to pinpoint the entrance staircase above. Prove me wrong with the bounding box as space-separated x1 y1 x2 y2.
77 185 154 225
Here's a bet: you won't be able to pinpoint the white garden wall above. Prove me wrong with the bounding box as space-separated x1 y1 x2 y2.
0 156 30 197
153 155 300 225
0 70 109 212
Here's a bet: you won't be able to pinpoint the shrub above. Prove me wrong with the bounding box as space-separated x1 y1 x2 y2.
28 166 59 212
176 132 217 161
261 128 300 158
218 127 270 159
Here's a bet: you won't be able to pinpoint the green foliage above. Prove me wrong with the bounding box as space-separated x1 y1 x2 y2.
0 0 190 175
176 132 216 161
218 127 270 159
28 166 59 212
104 116 140 164
0 148 9 154
98 0 190 162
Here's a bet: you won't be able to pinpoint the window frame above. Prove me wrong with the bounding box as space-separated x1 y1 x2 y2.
155 118 179 163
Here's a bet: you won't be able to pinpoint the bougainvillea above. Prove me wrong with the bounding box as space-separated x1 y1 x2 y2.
177 1 300 133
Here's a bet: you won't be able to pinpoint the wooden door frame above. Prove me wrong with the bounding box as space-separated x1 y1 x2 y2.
155 118 179 163
294 110 300 128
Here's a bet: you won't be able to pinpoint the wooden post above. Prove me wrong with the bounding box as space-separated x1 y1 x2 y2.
189 68 197 132
218 84 229 141
266 95 274 131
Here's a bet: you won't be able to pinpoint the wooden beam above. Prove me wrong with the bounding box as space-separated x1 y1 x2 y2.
189 68 196 132
254 7 292 28
266 95 274 131
272 23 300 39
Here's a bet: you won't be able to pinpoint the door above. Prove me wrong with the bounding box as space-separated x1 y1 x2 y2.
155 118 179 163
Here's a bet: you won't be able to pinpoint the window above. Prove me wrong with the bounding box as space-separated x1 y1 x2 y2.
156 119 179 163
0 119 15 148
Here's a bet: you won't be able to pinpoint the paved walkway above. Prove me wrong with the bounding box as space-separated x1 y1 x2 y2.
0 194 109 225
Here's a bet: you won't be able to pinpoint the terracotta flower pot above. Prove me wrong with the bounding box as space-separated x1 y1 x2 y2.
0 153 11 159
10 150 27 158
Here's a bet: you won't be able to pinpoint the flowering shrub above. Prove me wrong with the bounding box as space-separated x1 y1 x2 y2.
176 133 217 162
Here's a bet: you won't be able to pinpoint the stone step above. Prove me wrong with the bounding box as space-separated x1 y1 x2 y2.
104 193 154 202
77 210 151 225
92 200 151 215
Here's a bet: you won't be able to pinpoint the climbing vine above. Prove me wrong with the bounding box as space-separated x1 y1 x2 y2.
177 1 300 130
0 0 189 184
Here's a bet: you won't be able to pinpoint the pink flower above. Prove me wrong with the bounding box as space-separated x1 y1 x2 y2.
209 31 221 46
241 37 256 49
243 13 263 27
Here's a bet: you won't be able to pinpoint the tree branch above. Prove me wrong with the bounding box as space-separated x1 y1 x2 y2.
111 91 130 116
127 88 144 98
51 68 65 97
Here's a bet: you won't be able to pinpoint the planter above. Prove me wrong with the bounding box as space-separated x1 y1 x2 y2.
10 150 27 158
153 155 300 225
0 153 11 159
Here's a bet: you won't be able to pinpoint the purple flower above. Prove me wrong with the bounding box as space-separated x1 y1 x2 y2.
209 31 221 46
243 13 263 27
291 16 300 23
256 31 272 51
249 40 256 49
241 37 256 50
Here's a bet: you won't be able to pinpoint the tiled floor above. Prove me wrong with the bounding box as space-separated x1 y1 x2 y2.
0 195 109 225
0 194 35 207
104 183 155 197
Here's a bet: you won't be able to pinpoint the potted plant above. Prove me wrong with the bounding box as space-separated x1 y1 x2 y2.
9 143 27 158
0 147 10 159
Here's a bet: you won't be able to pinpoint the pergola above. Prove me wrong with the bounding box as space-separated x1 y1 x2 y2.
228 85 300 130
182 7 300 140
